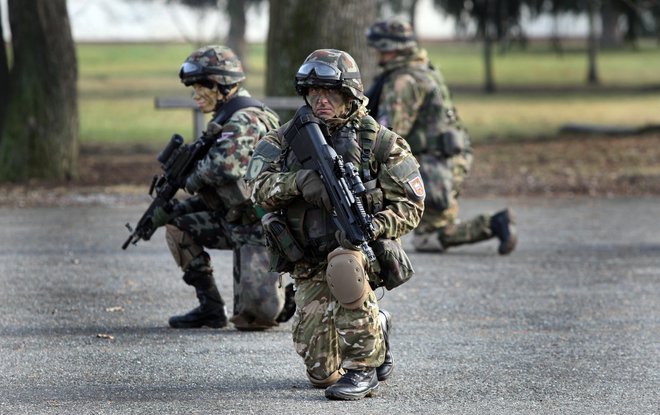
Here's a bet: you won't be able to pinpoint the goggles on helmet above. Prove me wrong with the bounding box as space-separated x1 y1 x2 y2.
179 61 244 80
366 30 416 43
295 61 360 83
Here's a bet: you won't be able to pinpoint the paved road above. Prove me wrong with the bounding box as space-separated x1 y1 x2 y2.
0 196 658 414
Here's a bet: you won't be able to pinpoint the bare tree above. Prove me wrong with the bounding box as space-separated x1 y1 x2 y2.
226 0 248 63
266 0 378 98
0 5 10 138
0 0 78 182
587 0 601 84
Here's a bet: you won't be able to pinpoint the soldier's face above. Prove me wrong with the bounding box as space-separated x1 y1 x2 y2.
307 87 347 120
191 83 220 113
377 50 398 66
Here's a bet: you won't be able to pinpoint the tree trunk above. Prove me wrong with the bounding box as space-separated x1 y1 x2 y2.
600 0 619 49
266 0 378 100
481 2 496 93
226 0 247 67
0 0 78 182
0 7 10 139
586 0 600 85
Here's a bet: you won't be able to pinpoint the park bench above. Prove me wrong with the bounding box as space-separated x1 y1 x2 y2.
154 96 301 138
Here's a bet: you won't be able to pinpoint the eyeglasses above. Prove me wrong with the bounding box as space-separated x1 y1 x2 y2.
295 61 360 81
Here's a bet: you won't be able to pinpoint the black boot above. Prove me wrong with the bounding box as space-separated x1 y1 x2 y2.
169 271 228 329
376 309 393 381
490 208 518 255
325 368 379 400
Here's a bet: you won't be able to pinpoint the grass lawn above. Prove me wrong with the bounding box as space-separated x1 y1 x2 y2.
77 41 660 146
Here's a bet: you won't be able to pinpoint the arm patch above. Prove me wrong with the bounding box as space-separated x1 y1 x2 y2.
390 156 425 202
246 139 280 181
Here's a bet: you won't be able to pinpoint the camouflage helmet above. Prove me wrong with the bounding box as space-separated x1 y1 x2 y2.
294 49 364 101
366 16 418 52
179 45 245 86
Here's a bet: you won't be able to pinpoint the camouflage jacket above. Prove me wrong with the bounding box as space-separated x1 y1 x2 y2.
248 108 425 252
187 88 280 221
373 48 472 159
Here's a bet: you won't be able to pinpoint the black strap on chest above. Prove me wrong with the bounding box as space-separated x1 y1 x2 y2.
210 96 270 126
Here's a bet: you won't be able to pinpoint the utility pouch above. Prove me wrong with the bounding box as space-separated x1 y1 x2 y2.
440 128 466 157
262 212 304 273
418 154 452 212
371 239 414 290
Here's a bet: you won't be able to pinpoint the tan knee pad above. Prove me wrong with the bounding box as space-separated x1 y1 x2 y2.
326 247 371 310
306 369 343 388
165 224 204 271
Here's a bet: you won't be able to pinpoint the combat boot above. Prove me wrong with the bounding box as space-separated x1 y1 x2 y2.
376 309 393 381
412 231 444 253
490 208 518 255
169 271 228 329
324 368 379 400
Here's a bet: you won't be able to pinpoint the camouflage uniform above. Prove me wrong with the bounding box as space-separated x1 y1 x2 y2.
366 17 517 254
247 49 424 398
164 45 285 330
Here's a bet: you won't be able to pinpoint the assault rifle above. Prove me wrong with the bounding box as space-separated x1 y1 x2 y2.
121 124 219 250
284 105 377 263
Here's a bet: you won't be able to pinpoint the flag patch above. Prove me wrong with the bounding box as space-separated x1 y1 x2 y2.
407 176 425 198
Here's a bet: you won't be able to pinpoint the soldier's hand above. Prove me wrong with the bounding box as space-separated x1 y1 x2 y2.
295 169 332 211
335 230 360 251
151 203 177 228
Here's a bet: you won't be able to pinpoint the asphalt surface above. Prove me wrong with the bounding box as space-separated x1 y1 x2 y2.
0 196 658 414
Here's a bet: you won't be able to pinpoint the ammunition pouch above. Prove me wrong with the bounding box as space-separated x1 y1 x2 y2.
371 238 414 290
262 212 304 273
417 154 453 212
425 128 467 158
439 128 466 157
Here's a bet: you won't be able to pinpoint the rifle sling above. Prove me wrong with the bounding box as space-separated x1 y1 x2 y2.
210 96 269 125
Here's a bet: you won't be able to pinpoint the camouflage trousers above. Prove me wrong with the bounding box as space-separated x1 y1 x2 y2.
291 264 385 382
416 152 493 247
170 210 285 323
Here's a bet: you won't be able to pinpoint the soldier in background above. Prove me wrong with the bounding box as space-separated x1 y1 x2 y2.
150 45 291 330
247 49 424 400
365 16 517 255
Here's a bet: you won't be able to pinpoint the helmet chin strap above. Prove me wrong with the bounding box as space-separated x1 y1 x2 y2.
214 84 239 110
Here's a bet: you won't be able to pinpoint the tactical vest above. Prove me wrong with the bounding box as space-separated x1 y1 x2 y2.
282 115 398 258
389 64 468 157
199 96 280 224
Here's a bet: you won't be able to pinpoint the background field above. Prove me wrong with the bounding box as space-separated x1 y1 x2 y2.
78 40 660 146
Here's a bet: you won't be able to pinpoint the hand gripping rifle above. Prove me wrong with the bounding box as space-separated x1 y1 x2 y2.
284 105 377 263
121 124 219 249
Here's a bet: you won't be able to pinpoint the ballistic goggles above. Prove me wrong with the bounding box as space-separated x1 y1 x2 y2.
179 61 244 80
295 61 360 82
366 30 416 43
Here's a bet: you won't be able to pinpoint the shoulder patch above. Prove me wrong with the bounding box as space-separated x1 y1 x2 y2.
407 176 426 199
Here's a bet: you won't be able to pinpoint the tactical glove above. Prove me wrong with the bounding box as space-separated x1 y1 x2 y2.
335 221 383 251
295 169 332 211
335 230 360 251
151 201 180 228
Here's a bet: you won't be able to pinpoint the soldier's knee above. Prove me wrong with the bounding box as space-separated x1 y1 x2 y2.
165 224 205 271
326 248 371 310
